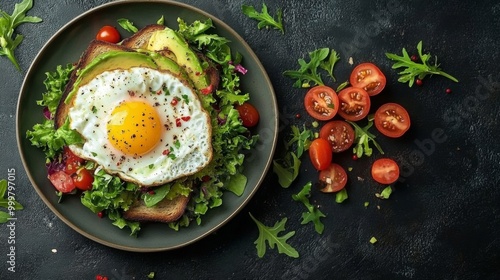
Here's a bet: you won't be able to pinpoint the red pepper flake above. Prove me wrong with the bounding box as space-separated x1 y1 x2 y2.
162 149 170 156
195 71 201 76
128 90 135 97
202 175 211 182
201 84 213 95
410 55 418 62
445 88 452 94
96 275 108 280
181 116 191 122
415 78 423 86
295 113 301 119
156 90 162 95
97 212 104 218
171 98 178 106
148 190 155 195
176 118 182 127
352 154 358 160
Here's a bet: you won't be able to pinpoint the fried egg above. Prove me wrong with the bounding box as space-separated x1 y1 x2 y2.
67 67 212 186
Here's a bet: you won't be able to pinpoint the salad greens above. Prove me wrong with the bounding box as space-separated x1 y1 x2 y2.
0 0 42 70
335 188 348 203
26 17 258 235
283 48 340 88
385 41 459 87
292 182 326 234
376 186 393 199
242 3 284 34
249 212 299 258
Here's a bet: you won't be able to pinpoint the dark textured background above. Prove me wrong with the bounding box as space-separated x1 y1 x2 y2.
1 0 500 279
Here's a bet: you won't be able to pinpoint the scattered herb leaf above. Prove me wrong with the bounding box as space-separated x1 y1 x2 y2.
283 48 330 88
385 41 458 87
376 186 393 199
117 18 138 33
335 188 348 203
319 49 340 82
292 182 326 234
0 0 42 70
249 212 299 258
242 3 284 34
346 120 384 158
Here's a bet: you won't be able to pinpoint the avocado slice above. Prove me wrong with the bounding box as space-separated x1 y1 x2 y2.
65 51 158 103
148 51 191 84
147 28 211 91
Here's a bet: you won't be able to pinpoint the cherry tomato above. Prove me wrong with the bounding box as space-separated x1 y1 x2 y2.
319 163 348 193
337 87 371 121
236 102 260 127
319 120 355 153
63 147 85 175
349 63 386 96
374 103 411 138
371 158 400 184
309 138 332 171
96 25 121 43
48 171 76 193
74 168 94 191
304 86 339 121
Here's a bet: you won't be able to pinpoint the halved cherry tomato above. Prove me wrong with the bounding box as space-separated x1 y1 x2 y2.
74 168 94 191
304 86 339 121
337 87 371 121
374 103 411 138
350 63 386 96
48 171 76 193
319 120 355 153
63 147 85 175
236 102 260 127
319 163 348 193
309 138 332 171
371 158 400 184
96 25 121 43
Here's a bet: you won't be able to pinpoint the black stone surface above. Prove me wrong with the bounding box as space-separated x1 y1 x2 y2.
1 0 499 279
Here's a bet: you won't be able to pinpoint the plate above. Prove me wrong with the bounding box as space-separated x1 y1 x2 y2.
16 0 278 252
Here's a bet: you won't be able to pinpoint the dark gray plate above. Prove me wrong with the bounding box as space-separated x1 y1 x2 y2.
16 0 277 252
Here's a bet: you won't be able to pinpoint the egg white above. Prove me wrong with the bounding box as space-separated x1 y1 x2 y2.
68 67 212 186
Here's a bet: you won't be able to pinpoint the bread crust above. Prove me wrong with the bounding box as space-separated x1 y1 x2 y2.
123 195 190 223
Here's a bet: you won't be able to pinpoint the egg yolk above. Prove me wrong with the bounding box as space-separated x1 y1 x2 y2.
107 101 162 156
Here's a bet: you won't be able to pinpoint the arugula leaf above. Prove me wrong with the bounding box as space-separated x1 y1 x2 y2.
385 41 459 87
0 0 42 70
249 212 299 258
335 188 348 203
319 49 340 82
292 182 326 234
283 48 328 88
117 18 138 33
273 125 313 188
242 4 284 34
0 179 24 224
225 173 247 196
346 119 384 158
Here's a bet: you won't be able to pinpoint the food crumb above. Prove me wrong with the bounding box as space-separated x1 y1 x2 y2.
51 249 57 253
370 237 378 244
348 57 354 65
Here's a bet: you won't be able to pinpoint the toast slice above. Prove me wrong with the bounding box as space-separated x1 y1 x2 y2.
123 195 190 223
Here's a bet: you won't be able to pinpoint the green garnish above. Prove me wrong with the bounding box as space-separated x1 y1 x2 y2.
364 201 370 208
370 236 378 244
335 188 348 203
292 182 326 234
156 15 164 25
336 80 350 92
283 48 341 88
117 18 138 33
242 3 284 34
148 164 154 169
273 125 313 188
0 0 42 70
376 186 393 199
346 119 384 158
181 94 190 104
0 179 24 223
385 41 459 87
174 139 181 149
249 212 299 258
